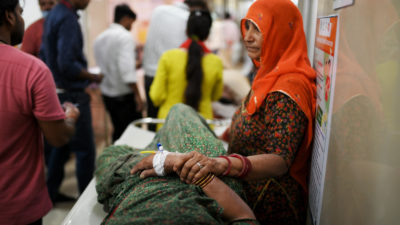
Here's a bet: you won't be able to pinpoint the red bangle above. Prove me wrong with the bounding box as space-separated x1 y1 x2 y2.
218 156 231 176
229 154 251 178
243 155 252 177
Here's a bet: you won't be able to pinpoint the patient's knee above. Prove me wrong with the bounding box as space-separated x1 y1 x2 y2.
170 103 194 115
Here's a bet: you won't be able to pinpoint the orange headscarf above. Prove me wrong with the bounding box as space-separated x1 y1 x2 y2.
242 0 316 192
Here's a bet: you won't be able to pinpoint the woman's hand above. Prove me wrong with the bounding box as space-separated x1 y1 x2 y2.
173 151 227 184
130 153 191 179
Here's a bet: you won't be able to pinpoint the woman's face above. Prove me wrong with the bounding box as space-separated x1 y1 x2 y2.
243 20 263 61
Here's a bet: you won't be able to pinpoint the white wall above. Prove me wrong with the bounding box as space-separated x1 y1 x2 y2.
309 1 400 224
22 0 42 28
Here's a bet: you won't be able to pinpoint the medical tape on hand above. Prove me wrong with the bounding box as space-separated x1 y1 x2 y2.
153 150 170 176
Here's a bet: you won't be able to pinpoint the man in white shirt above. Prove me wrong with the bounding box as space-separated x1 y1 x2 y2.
94 4 143 142
142 0 207 131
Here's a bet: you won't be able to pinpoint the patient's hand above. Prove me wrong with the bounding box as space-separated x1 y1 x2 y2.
130 154 156 178
130 153 190 179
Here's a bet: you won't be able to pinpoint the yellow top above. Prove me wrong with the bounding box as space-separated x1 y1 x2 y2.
150 48 223 130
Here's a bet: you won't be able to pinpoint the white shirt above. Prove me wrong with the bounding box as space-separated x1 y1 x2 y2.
142 2 189 77
94 23 136 97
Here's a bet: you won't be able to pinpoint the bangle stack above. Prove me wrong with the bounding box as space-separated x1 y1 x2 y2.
229 154 252 178
193 173 215 188
218 156 232 176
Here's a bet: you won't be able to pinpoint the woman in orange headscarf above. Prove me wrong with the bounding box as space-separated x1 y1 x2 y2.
131 0 316 224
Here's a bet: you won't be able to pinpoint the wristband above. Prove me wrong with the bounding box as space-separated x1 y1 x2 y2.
152 150 170 176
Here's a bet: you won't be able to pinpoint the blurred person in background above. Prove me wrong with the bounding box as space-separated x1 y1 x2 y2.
21 0 57 167
149 9 223 131
142 0 207 131
220 12 241 69
21 0 56 57
41 0 102 204
0 0 79 224
94 4 143 142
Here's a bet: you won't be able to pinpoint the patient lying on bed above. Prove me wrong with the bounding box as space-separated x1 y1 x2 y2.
95 104 258 225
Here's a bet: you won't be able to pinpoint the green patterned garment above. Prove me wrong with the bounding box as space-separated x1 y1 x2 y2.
96 104 259 225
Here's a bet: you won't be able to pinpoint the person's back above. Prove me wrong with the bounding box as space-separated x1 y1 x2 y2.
0 1 79 223
0 44 64 225
150 49 222 122
21 0 56 57
94 4 143 142
41 0 99 204
94 25 134 96
142 0 208 131
41 2 88 90
142 3 189 78
149 10 223 130
222 13 240 48
20 18 45 56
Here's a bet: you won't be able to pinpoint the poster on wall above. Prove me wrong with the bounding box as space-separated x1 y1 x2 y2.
333 0 354 10
308 15 339 225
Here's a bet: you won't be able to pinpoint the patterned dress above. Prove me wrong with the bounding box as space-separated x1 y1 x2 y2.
96 104 259 225
229 91 308 225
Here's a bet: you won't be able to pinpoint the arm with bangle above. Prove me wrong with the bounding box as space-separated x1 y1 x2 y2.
130 148 257 223
175 151 287 185
38 102 80 147
199 175 257 223
214 153 288 180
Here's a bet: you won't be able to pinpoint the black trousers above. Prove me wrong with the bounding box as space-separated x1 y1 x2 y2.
103 93 142 142
144 75 159 131
47 92 96 200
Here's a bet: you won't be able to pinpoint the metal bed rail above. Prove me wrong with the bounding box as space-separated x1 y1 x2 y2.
130 117 232 127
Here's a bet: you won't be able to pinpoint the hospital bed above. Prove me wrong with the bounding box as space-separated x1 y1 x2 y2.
61 118 230 225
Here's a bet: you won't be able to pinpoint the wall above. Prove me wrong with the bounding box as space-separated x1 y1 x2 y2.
312 1 400 224
21 0 41 29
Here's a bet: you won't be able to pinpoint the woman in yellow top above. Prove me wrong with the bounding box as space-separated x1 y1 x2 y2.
149 10 223 130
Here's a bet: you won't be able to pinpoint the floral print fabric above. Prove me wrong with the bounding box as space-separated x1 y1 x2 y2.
229 92 308 225
95 104 258 225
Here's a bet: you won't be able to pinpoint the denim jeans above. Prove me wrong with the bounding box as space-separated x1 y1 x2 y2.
46 91 95 200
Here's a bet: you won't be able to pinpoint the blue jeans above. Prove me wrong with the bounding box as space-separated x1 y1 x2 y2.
46 91 95 200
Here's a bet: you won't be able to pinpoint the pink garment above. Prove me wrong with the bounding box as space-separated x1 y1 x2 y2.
222 19 240 47
21 18 45 57
0 44 65 225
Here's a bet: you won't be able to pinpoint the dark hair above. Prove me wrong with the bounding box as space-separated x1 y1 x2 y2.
224 12 231 19
184 10 212 110
184 0 208 10
0 0 19 26
114 4 136 23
